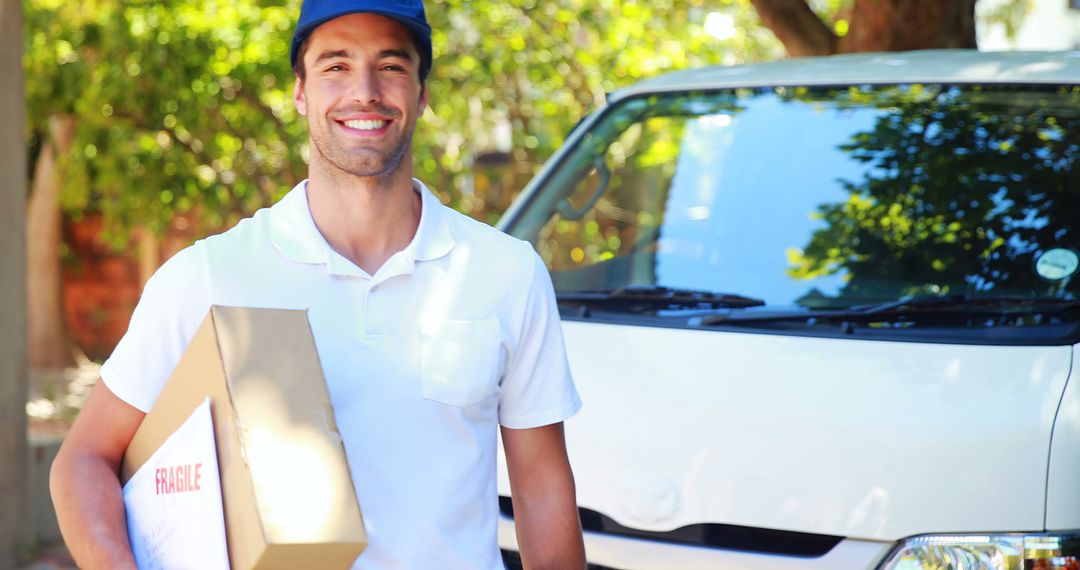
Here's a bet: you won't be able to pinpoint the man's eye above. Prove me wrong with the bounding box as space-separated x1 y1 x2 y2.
326 64 345 72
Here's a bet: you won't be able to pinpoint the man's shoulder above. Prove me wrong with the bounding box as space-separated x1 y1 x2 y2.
148 206 277 293
199 207 275 254
441 204 534 261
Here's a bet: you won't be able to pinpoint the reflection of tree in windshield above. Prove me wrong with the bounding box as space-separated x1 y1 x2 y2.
789 85 1080 302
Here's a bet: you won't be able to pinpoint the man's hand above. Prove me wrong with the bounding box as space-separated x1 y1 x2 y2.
501 422 586 569
50 380 145 570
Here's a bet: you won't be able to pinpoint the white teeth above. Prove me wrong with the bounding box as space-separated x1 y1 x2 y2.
343 119 387 130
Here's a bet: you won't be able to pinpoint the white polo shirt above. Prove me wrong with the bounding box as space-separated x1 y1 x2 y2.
101 179 581 569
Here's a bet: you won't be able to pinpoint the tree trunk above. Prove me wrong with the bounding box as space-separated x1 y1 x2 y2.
27 114 77 371
751 0 978 57
137 228 160 289
0 0 29 564
842 0 977 52
748 0 838 57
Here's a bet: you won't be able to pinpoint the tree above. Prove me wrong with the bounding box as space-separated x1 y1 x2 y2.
24 0 308 367
25 0 307 238
26 114 75 370
2 0 28 566
749 0 1027 56
28 0 778 238
23 0 85 370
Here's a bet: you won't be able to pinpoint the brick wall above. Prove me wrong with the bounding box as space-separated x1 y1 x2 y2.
62 215 141 361
62 212 205 361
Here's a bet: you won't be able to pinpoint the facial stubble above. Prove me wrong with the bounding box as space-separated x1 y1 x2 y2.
307 111 414 179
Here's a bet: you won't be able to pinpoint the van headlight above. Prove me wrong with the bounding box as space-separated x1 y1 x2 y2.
878 533 1080 569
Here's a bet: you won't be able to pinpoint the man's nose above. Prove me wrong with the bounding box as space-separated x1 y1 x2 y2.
347 68 381 105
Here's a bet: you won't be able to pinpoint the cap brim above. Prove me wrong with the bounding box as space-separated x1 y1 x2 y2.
290 8 432 73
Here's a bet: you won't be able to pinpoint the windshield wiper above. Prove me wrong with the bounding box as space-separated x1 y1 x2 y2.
699 295 1080 327
851 294 1080 315
558 286 766 312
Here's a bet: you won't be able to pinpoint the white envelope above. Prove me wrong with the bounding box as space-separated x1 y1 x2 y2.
122 398 229 570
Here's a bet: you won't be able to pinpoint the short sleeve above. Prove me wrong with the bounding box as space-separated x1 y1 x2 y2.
497 248 581 429
99 243 212 412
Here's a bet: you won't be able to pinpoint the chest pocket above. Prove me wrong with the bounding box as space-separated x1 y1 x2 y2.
419 318 502 407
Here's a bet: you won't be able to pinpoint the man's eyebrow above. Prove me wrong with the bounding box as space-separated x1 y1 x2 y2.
311 49 415 65
379 49 415 62
313 49 351 65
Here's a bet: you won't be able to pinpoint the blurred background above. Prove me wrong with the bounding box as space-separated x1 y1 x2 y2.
2 0 1079 567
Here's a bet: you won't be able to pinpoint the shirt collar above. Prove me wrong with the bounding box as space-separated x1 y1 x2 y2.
408 178 455 262
269 179 455 272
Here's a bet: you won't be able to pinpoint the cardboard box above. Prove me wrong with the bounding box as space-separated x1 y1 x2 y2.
121 306 367 569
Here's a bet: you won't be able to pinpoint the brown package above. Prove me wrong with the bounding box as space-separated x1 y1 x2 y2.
121 306 367 569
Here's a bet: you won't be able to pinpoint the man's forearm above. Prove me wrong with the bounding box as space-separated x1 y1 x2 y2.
513 484 586 570
51 451 137 570
503 422 586 568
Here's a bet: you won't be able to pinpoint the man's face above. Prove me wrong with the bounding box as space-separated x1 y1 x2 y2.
293 13 428 179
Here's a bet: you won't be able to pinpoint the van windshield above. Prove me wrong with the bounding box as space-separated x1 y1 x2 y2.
503 84 1080 344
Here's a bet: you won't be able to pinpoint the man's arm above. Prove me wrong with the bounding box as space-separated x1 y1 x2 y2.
501 422 585 569
50 380 145 570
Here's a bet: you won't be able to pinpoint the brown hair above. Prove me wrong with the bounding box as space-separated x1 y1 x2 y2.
292 36 312 81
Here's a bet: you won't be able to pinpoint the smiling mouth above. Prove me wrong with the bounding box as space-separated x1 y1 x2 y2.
341 119 388 131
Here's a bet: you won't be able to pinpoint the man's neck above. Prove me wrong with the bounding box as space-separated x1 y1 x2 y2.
305 163 422 276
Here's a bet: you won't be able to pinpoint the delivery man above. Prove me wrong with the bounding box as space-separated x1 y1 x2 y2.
49 1 586 568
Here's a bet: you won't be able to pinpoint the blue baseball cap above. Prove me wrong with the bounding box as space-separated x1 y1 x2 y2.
291 0 433 81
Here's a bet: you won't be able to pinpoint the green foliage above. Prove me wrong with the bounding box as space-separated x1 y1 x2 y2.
25 0 307 245
25 0 785 242
420 0 781 213
979 0 1033 42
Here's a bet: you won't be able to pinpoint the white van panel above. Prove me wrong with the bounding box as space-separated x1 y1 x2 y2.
496 321 1072 542
1046 343 1080 530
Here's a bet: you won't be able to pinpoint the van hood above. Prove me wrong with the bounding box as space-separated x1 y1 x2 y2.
524 322 1073 541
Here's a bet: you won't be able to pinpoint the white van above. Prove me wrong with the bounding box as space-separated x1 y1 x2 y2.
495 50 1080 569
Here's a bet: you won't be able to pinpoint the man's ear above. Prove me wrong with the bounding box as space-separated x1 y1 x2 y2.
419 84 429 111
293 76 307 116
